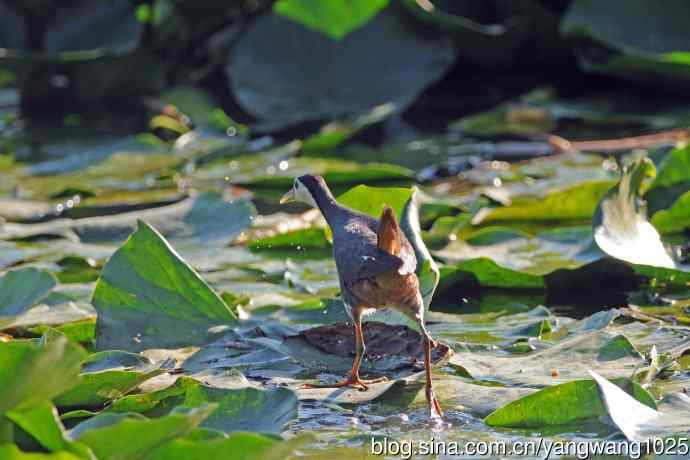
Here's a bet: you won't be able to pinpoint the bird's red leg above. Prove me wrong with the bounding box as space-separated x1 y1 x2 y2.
423 332 444 419
302 313 386 391
353 319 388 385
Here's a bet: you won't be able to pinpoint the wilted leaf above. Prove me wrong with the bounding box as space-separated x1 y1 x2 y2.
302 321 449 363
590 370 690 442
593 158 676 268
282 321 452 400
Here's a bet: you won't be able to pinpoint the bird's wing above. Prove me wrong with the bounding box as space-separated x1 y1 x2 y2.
377 207 402 256
397 237 418 275
333 213 416 283
334 238 407 282
377 207 416 275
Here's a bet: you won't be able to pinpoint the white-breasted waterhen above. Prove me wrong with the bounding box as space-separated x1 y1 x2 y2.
280 174 443 419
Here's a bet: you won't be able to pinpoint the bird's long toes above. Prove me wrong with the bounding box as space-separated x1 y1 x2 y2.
361 376 388 384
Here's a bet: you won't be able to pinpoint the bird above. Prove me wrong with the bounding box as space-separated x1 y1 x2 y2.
280 174 443 419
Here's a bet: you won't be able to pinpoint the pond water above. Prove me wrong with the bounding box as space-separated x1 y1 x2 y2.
2 89 690 459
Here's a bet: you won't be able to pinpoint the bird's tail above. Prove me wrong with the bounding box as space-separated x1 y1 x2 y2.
377 206 402 257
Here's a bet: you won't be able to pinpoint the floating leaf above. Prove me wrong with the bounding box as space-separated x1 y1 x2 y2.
401 0 545 65
0 268 56 317
463 227 530 245
485 377 655 428
439 258 545 290
475 180 615 225
0 444 85 460
246 160 413 189
228 8 453 129
54 256 100 284
55 351 164 408
249 228 330 251
0 335 86 413
110 377 298 434
6 401 93 458
93 221 236 351
147 430 290 460
0 192 255 245
562 0 690 85
160 87 247 135
597 334 642 361
450 330 644 386
400 188 440 309
337 185 413 223
435 225 690 294
652 144 690 190
273 0 389 40
67 406 215 460
301 104 395 155
7 302 96 344
652 191 690 234
0 1 162 110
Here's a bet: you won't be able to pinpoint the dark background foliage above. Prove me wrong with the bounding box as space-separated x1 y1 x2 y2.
2 0 689 135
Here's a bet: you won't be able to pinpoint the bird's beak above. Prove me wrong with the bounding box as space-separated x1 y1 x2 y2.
280 189 296 204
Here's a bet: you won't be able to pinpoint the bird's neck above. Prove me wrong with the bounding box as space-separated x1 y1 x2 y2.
312 191 345 227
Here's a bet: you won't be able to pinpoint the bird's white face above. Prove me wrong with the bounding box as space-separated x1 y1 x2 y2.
294 179 317 207
280 178 317 207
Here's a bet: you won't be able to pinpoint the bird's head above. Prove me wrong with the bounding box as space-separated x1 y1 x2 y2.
280 174 332 208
